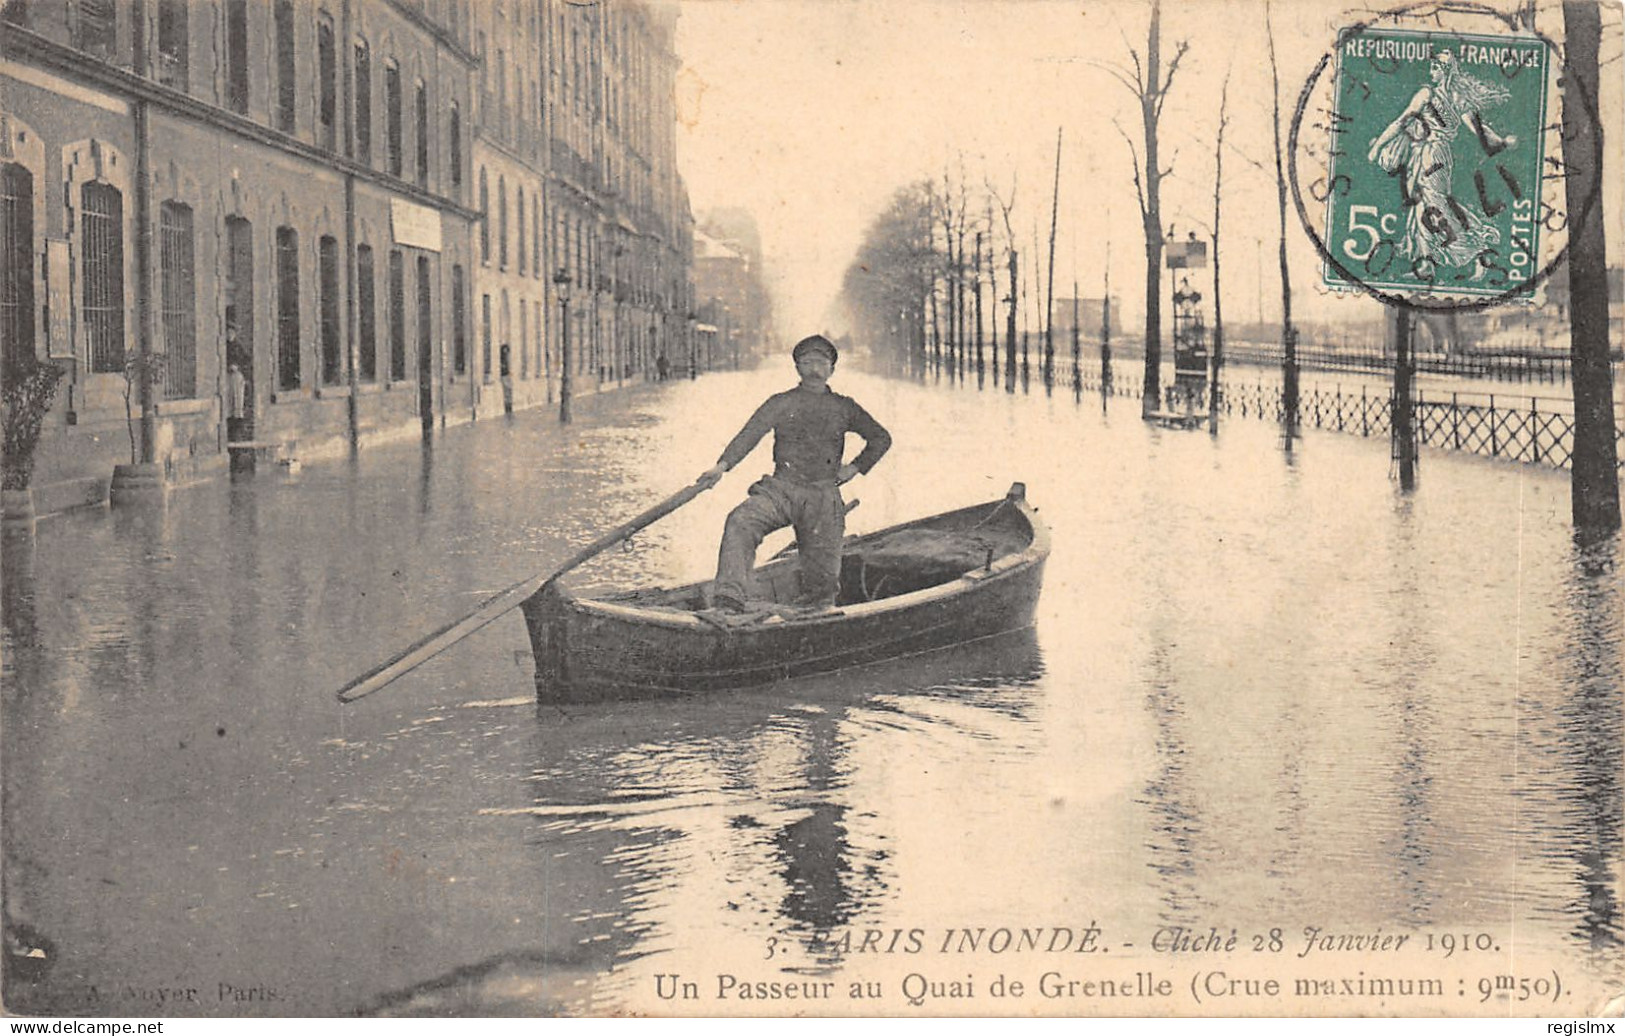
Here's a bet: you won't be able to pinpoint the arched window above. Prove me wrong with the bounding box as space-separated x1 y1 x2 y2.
385 60 402 177
318 16 337 150
353 39 372 163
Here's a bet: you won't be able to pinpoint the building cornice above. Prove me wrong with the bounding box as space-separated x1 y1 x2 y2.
381 0 481 68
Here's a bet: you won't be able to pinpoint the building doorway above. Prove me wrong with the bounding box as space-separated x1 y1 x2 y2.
225 217 254 442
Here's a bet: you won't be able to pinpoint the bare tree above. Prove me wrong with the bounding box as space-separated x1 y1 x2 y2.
986 175 1020 392
1209 68 1231 429
1266 0 1299 439
1045 127 1063 387
1100 0 1189 415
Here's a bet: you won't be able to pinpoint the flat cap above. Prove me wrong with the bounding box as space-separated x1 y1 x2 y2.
791 334 838 364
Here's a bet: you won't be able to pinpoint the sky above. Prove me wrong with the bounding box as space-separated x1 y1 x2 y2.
673 0 1623 342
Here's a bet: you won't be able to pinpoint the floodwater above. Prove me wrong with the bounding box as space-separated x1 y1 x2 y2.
2 366 1619 1017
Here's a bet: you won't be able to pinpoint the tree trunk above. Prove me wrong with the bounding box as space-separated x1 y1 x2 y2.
1141 0 1164 415
1267 0 1298 440
1562 0 1621 536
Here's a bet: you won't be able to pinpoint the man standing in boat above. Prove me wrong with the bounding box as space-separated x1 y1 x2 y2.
696 334 891 613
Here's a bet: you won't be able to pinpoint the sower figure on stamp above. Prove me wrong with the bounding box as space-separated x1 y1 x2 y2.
696 335 892 613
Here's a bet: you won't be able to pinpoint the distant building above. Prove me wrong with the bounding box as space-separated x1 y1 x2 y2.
1050 297 1122 343
693 225 769 369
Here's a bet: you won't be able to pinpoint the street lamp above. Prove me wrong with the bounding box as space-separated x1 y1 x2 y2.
554 266 573 424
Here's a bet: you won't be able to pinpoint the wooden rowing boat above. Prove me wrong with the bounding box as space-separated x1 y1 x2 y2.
518 482 1049 701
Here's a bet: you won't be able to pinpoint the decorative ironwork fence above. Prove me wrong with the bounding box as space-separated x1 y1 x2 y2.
1053 359 1624 473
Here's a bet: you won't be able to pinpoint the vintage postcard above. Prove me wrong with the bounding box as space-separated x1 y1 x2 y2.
1 0 1621 1022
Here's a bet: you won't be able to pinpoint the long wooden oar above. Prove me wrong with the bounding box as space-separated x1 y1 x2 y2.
336 480 711 703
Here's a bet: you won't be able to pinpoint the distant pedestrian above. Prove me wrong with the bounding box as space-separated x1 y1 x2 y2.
696 334 891 612
656 353 670 381
225 320 248 441
499 343 514 414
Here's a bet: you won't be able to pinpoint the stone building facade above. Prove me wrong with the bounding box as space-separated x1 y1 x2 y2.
0 0 694 508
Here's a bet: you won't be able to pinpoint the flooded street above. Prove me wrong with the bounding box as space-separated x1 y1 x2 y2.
3 367 1620 1017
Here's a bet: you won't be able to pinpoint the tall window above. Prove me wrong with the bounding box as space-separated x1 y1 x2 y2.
158 202 196 398
157 0 188 89
274 0 295 132
357 245 376 381
481 293 491 381
414 80 429 186
479 169 489 262
77 0 115 58
1 164 35 372
498 177 508 269
385 61 402 177
448 104 462 189
275 226 300 390
451 264 466 375
225 0 248 114
353 41 372 164
82 182 124 373
496 49 507 139
516 192 525 275
319 235 341 385
318 17 337 151
388 250 405 381
532 194 540 276
518 297 527 378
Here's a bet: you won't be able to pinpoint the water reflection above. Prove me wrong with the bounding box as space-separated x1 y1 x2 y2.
1556 538 1621 956
3 366 1620 1017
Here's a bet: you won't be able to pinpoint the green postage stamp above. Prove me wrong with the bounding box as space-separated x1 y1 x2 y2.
1322 28 1550 300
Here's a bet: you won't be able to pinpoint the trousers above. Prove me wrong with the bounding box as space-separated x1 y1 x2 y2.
714 476 845 606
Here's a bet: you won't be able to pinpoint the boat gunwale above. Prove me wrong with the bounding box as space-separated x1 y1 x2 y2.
549 488 1051 632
